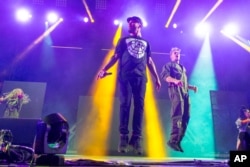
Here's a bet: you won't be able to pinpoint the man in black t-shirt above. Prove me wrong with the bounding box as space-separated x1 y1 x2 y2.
97 16 161 155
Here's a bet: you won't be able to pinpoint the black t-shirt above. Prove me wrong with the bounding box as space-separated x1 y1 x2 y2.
115 35 151 80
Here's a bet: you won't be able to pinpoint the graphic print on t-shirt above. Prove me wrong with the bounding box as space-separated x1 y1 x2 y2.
126 38 147 59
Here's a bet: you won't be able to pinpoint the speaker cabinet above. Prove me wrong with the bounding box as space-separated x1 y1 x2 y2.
0 118 41 147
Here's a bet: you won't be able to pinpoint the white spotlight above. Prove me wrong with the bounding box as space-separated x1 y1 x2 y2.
142 20 147 27
172 23 178 29
221 23 239 36
16 8 32 22
195 22 211 37
46 12 59 23
83 17 89 23
114 19 121 26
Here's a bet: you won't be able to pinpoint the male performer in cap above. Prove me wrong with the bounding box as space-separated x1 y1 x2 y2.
160 47 198 152
97 16 161 155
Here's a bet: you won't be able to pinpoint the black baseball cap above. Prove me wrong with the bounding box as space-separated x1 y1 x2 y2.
127 16 143 26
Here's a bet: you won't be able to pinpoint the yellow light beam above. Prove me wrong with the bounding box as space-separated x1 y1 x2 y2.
77 24 122 156
82 0 95 23
165 0 181 28
144 70 167 157
200 0 223 23
221 31 250 52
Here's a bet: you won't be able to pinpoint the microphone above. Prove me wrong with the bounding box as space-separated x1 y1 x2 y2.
105 72 112 76
98 71 112 79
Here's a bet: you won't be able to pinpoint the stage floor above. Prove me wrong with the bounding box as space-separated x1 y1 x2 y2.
0 154 230 166
64 155 230 166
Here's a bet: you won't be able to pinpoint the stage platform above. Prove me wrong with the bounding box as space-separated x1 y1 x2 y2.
64 155 229 167
0 154 230 167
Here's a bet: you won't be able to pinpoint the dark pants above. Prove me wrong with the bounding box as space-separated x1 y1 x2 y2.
119 77 146 137
237 132 250 150
168 87 190 143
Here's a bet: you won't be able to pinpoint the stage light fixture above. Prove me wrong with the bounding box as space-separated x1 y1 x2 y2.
194 22 211 37
113 19 120 25
46 12 59 23
172 23 178 29
222 23 239 36
141 19 147 27
33 113 69 166
16 8 32 22
83 17 89 23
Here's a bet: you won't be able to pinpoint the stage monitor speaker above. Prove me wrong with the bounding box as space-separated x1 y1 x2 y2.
0 118 41 147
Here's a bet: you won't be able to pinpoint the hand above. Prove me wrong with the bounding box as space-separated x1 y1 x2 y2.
193 86 198 93
188 85 198 93
155 79 161 91
0 97 4 103
97 69 112 79
174 79 183 87
97 69 106 79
